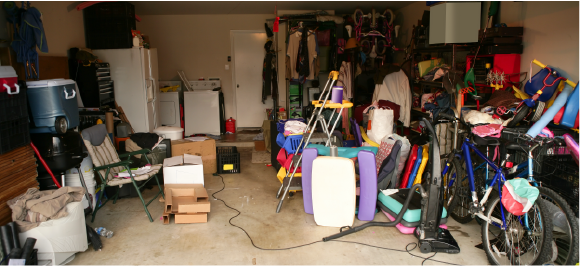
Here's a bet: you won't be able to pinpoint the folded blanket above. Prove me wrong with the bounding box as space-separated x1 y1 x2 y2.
7 187 85 232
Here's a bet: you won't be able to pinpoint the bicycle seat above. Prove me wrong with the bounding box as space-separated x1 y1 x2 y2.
473 135 501 146
505 141 529 153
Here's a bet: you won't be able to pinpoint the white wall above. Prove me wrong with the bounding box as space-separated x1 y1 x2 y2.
497 1 579 82
139 14 274 120
394 1 579 83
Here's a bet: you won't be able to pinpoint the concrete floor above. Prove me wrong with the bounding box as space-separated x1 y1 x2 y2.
71 147 489 265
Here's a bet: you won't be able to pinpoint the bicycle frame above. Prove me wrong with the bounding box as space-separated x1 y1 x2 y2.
445 137 509 229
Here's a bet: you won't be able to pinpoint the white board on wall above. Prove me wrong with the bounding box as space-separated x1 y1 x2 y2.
430 2 481 44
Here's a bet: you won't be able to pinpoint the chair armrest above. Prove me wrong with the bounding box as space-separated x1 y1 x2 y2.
119 149 151 158
94 160 133 171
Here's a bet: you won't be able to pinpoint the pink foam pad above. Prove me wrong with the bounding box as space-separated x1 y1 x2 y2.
381 210 447 234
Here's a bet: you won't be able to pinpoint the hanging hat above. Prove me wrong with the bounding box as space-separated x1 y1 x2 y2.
345 38 360 50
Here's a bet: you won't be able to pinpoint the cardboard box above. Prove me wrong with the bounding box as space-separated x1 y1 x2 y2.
164 184 210 213
163 154 204 185
171 139 217 174
162 212 208 224
278 111 287 120
175 213 207 224
254 140 266 151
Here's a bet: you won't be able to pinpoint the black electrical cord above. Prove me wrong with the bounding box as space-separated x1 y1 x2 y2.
211 174 460 265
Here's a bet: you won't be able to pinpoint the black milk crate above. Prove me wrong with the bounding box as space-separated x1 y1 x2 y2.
0 81 27 123
216 146 241 174
538 155 579 217
501 126 579 173
0 116 30 155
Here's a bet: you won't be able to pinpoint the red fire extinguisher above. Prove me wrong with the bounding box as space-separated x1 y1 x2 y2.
226 117 236 133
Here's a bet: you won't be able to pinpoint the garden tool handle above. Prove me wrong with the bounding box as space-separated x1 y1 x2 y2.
329 71 340 80
533 59 577 87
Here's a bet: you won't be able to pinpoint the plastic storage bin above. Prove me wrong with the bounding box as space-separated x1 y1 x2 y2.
26 79 80 134
217 146 240 174
0 67 26 123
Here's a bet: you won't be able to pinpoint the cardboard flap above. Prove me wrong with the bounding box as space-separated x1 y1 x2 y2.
183 154 203 165
163 155 184 167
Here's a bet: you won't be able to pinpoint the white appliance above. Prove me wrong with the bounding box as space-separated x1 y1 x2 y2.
184 80 222 136
92 47 160 133
159 81 182 127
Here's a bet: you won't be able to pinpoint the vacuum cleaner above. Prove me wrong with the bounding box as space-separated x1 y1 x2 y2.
323 117 460 254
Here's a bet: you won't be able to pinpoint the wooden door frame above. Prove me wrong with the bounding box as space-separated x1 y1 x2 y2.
230 30 266 130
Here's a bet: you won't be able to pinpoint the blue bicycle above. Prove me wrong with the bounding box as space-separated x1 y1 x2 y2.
436 113 553 265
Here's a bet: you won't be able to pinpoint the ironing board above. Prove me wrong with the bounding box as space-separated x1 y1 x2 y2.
312 156 356 227
400 145 419 188
407 146 423 188
413 145 430 186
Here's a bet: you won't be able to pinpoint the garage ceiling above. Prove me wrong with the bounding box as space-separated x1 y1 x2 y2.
133 1 417 15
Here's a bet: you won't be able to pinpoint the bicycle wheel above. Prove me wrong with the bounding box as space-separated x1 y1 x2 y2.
537 187 579 265
353 9 364 26
481 195 553 265
383 9 395 25
360 39 372 56
507 104 530 127
375 39 388 56
445 157 473 224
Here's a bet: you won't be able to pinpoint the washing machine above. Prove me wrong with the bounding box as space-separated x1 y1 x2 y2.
184 80 224 136
158 81 182 128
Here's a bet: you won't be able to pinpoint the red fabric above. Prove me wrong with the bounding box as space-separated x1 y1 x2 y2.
378 100 400 123
376 141 395 174
575 113 579 128
355 100 400 125
501 185 525 216
316 30 331 46
400 145 419 188
273 17 280 32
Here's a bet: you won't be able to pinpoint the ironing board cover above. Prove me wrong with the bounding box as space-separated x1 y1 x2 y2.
400 145 419 188
407 146 423 188
413 145 430 186
312 156 356 227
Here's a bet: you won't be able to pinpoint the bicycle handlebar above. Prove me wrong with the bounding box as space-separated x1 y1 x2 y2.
532 59 577 87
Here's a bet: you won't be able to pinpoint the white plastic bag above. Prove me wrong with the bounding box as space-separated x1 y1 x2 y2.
367 108 394 143
381 133 411 180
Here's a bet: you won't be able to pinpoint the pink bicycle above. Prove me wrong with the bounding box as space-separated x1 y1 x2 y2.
353 8 395 56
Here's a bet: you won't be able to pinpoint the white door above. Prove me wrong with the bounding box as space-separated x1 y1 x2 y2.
232 31 272 128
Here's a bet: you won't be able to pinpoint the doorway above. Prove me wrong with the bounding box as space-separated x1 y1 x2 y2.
231 30 272 129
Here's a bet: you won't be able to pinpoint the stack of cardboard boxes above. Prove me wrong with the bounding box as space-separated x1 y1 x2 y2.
163 184 210 224
161 138 217 224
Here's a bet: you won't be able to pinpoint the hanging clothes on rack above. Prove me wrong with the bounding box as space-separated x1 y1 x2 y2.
337 61 352 99
286 28 318 81
372 70 412 127
262 40 277 103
